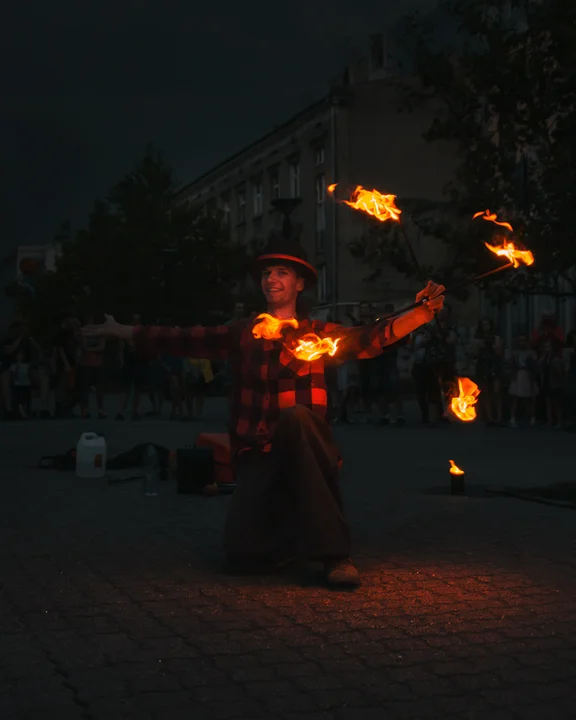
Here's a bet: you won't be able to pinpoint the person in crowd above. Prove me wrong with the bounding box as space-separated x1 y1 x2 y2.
410 326 444 425
355 302 381 422
532 313 564 354
84 236 445 588
9 348 32 419
426 305 458 417
146 349 164 417
375 304 406 426
77 313 107 419
537 338 565 429
471 317 504 426
508 333 538 427
116 313 148 421
183 357 213 420
54 313 80 418
164 351 184 420
1 321 51 419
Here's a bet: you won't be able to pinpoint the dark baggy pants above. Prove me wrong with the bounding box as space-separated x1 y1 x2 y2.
224 405 351 562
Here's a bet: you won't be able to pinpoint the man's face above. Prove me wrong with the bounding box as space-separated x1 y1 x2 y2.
234 303 245 318
261 265 304 309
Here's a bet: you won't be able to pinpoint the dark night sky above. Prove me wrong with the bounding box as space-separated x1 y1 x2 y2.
1 0 434 254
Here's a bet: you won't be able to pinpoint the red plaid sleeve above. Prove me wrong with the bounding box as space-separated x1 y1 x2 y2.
320 320 397 360
133 323 236 360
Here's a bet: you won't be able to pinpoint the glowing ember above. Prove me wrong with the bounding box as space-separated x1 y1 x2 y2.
328 183 402 223
484 241 534 268
252 313 299 340
473 209 514 233
449 460 464 475
293 334 340 362
449 377 481 422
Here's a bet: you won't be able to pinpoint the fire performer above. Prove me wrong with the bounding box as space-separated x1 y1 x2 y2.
84 238 445 587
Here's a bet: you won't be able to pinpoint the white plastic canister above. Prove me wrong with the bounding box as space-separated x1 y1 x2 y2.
76 433 107 478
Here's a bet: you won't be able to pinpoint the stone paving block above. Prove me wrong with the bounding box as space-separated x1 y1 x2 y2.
2 415 576 718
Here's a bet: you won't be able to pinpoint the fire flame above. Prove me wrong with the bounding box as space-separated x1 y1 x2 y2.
473 209 514 233
449 377 481 422
293 334 340 362
252 313 299 340
252 314 340 361
328 183 402 223
484 241 534 268
449 460 464 476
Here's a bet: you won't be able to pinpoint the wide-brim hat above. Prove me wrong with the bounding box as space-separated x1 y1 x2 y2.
251 238 317 289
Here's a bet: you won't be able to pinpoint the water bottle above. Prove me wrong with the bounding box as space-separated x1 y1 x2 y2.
142 444 159 496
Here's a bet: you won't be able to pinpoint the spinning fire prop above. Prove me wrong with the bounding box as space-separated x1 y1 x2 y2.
252 314 340 362
449 377 480 423
252 189 536 424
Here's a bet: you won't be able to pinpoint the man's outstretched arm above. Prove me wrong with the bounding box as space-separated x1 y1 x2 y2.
83 315 236 360
323 281 445 361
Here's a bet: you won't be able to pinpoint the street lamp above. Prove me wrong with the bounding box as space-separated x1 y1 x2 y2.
271 198 302 240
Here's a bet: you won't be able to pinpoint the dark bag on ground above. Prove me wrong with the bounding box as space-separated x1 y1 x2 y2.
39 443 170 477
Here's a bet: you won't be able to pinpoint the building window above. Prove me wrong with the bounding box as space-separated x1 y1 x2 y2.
222 198 230 226
315 146 325 166
371 34 385 70
315 174 326 251
317 264 327 303
237 189 246 223
269 167 280 200
289 161 300 198
253 182 263 217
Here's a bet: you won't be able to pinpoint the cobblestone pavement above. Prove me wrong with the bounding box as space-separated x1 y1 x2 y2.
1 402 575 719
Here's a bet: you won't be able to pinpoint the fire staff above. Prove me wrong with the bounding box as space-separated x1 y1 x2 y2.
84 238 444 587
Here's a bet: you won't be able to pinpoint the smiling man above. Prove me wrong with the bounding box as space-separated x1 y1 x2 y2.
85 237 444 587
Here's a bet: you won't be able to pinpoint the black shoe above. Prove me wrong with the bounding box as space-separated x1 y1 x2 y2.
39 410 53 420
132 412 141 421
115 412 125 421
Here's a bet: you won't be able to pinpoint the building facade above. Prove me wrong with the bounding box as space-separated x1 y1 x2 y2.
173 34 459 322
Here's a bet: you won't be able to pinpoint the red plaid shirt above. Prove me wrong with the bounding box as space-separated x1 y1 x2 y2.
134 316 396 454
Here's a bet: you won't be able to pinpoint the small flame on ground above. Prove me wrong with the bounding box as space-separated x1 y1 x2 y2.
473 209 514 233
449 377 481 422
484 241 535 268
293 334 340 362
328 183 402 223
449 460 465 475
252 313 299 340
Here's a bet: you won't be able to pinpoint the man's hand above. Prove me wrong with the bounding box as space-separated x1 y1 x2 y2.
415 281 445 322
82 314 133 341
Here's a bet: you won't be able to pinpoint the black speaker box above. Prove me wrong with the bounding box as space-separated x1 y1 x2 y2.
177 447 214 494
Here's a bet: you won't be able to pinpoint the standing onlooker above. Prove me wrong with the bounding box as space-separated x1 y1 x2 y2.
537 339 565 429
146 350 164 417
532 313 564 353
9 349 32 419
77 313 106 419
471 317 503 425
54 313 80 417
356 302 380 421
116 313 148 420
410 327 444 425
509 333 538 427
377 304 406 426
426 305 458 417
184 357 213 420
1 322 50 419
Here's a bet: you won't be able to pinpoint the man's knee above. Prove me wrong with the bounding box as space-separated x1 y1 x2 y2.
278 404 314 426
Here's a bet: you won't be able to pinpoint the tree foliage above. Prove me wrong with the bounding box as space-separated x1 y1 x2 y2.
24 146 248 338
350 0 576 301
